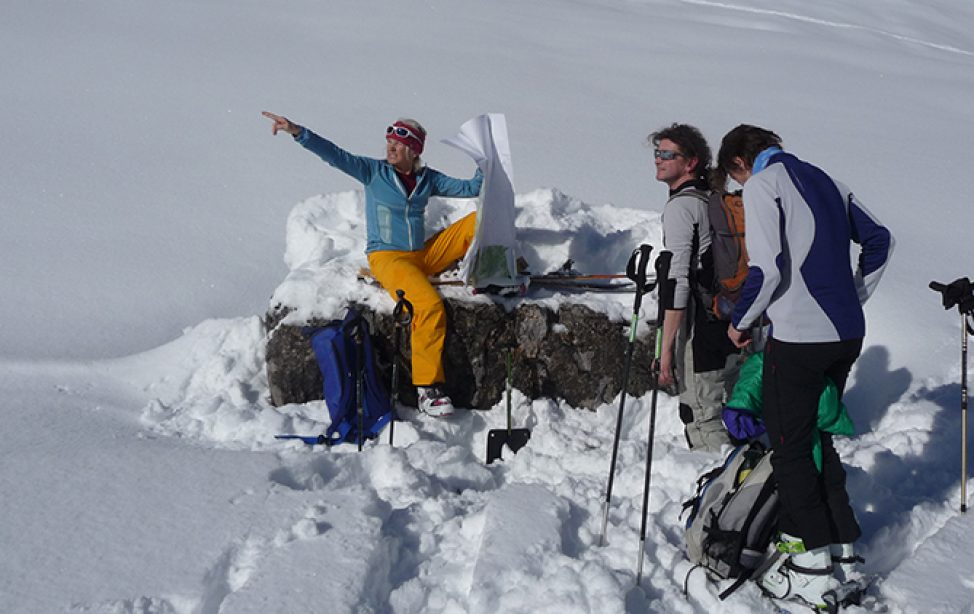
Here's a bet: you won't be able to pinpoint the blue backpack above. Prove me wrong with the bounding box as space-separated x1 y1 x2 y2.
305 309 393 446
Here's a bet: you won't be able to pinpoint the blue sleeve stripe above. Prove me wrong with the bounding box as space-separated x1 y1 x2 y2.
849 200 892 277
732 265 765 328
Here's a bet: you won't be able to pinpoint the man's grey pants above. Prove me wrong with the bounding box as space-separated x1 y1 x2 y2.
674 323 742 452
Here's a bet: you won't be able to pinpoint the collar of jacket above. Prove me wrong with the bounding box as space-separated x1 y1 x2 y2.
669 177 709 197
752 147 783 174
383 158 428 173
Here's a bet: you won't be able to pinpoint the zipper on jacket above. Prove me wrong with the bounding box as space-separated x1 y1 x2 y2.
405 201 413 248
391 172 414 249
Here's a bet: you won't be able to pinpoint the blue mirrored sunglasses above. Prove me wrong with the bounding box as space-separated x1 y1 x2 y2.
654 149 685 161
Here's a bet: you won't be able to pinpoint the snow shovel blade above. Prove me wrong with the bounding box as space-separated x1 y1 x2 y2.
487 348 531 464
486 427 531 464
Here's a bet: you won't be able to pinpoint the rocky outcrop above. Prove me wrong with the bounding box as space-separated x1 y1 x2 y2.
265 299 657 410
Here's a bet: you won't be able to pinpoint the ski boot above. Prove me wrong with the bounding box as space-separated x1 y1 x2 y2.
418 385 455 417
756 533 840 612
823 543 871 609
830 543 865 583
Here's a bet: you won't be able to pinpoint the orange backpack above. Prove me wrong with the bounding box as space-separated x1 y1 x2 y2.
706 190 749 320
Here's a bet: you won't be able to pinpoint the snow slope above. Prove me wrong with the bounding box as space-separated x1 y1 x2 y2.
2 0 973 612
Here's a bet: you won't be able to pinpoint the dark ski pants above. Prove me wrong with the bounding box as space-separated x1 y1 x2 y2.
763 337 863 551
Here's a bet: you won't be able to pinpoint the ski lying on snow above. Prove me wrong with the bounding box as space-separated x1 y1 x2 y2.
357 268 642 292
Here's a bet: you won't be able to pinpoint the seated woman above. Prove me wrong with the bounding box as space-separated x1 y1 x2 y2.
263 111 483 416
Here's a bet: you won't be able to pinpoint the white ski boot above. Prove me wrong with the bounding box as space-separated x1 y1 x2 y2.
418 385 455 417
829 543 864 583
757 533 840 611
826 543 871 608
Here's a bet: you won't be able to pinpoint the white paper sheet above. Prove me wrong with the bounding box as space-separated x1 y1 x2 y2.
442 114 520 287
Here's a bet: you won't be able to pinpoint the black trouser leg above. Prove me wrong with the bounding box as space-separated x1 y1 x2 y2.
763 338 863 550
820 344 863 545
819 432 862 544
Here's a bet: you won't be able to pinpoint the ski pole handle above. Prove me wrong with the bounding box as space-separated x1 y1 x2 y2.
626 244 654 290
930 277 974 315
626 244 654 313
394 289 414 326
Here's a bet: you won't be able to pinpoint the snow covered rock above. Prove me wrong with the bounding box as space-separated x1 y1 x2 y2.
264 300 657 410
263 187 663 410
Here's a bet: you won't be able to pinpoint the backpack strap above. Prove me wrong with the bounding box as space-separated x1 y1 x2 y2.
680 464 728 521
681 187 711 205
681 188 709 267
682 188 719 313
683 564 705 597
736 472 776 543
325 420 355 446
718 569 753 600
714 464 778 600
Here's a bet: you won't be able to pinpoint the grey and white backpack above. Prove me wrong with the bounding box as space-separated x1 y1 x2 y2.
682 441 779 600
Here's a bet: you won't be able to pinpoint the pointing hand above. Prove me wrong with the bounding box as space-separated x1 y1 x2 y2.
261 111 302 137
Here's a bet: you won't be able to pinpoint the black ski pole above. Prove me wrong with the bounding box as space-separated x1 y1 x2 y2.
389 290 413 446
963 310 969 514
354 323 365 452
598 244 655 546
636 250 672 585
930 277 974 512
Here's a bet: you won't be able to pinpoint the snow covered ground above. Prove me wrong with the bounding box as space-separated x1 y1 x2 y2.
2 0 974 612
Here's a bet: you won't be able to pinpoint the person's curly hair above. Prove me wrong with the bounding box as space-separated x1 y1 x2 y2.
648 123 712 181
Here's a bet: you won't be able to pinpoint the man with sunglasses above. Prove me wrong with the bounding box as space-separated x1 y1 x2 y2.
262 111 484 417
718 124 893 608
650 123 739 453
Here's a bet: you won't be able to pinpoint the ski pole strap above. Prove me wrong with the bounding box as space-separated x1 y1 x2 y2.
506 348 513 432
394 289 414 326
391 289 412 402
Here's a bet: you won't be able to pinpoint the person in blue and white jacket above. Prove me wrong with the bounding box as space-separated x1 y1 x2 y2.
718 125 893 608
